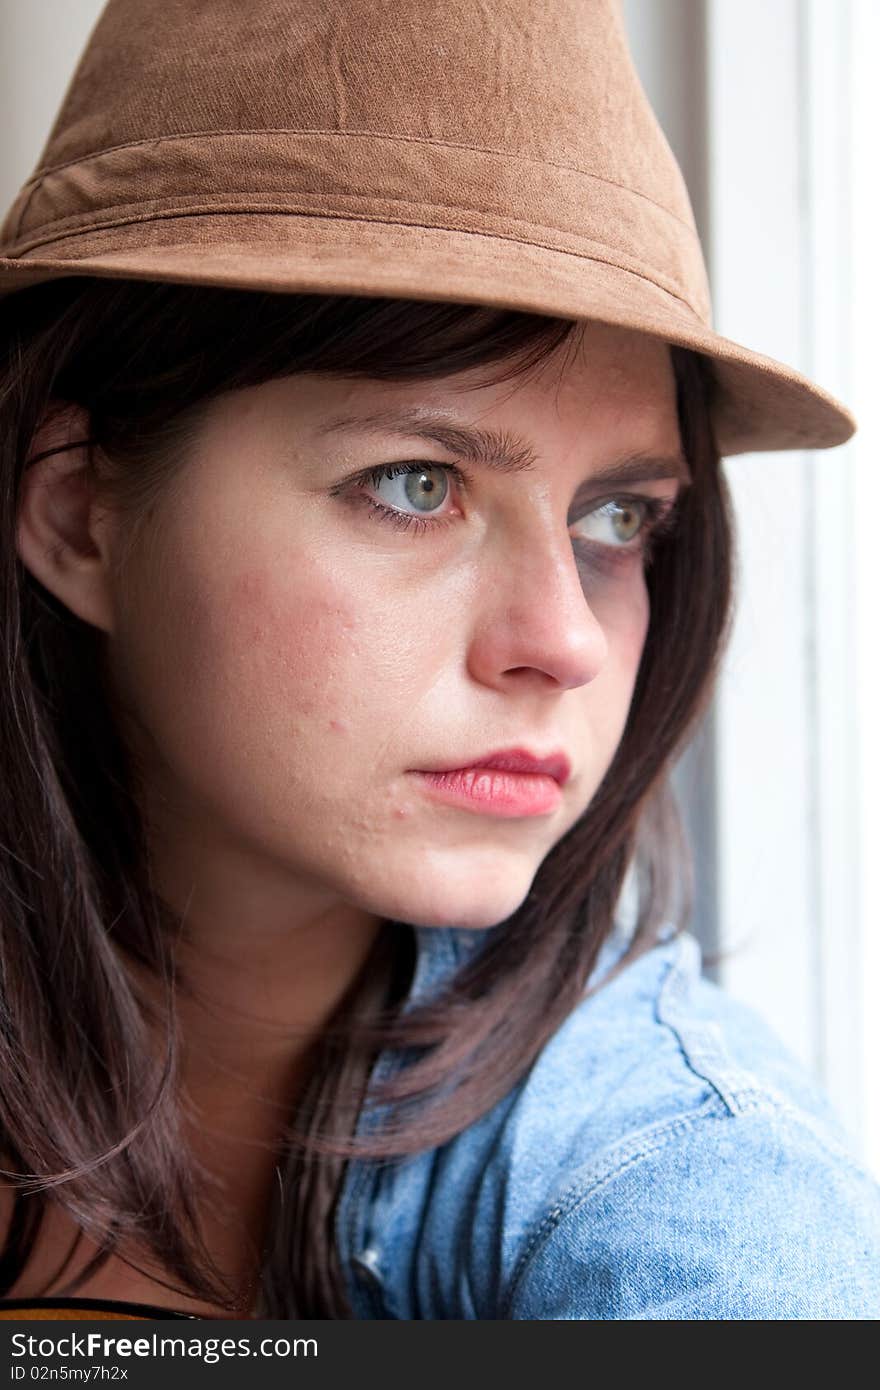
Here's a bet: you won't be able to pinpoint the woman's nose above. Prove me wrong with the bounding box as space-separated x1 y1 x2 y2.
466 527 610 692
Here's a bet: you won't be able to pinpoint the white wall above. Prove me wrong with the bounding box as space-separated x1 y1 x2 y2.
851 0 880 1170
0 0 105 214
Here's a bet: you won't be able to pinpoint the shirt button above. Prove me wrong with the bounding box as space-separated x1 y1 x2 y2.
352 1246 384 1293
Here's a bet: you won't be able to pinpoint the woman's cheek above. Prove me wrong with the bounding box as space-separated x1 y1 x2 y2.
585 570 651 760
589 564 651 671
220 565 368 730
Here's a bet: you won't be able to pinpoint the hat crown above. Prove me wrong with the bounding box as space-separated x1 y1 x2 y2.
3 0 709 321
39 0 692 221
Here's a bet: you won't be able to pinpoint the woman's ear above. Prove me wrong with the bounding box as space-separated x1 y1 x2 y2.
16 401 119 635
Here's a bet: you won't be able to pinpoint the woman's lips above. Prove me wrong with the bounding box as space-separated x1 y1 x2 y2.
412 767 563 817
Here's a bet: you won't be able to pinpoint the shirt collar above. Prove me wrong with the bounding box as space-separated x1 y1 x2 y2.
401 913 645 1013
402 923 488 1011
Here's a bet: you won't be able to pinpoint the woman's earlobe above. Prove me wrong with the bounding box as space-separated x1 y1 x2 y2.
16 403 118 635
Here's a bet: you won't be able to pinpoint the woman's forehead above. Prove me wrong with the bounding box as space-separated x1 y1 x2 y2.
258 327 678 432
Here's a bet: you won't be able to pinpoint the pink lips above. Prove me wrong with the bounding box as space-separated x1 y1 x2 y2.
412 746 571 818
419 746 572 785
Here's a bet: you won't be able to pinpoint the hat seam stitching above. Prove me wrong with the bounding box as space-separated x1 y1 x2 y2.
4 193 700 310
2 203 703 317
15 127 699 236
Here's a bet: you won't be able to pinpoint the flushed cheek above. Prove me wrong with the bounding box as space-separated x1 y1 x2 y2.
221 565 368 732
216 564 436 782
110 561 361 817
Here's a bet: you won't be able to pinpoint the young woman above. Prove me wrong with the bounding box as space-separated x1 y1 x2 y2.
0 0 877 1320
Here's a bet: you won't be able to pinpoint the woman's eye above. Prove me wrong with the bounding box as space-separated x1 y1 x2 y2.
333 461 463 534
370 463 453 515
573 498 652 548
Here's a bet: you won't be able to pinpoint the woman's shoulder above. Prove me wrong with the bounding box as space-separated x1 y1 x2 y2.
491 930 880 1318
515 927 857 1155
357 930 880 1318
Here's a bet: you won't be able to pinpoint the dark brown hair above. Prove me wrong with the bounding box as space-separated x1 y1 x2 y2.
0 278 732 1317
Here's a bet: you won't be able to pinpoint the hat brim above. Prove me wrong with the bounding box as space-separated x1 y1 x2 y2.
0 212 854 456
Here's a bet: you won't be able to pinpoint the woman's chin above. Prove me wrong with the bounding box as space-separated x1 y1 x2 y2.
362 876 535 933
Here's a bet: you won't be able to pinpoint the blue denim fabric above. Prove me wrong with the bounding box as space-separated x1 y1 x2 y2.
335 925 880 1319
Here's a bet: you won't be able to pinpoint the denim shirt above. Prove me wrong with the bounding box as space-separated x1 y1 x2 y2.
334 924 880 1319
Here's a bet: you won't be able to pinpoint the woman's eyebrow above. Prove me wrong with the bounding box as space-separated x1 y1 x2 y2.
318 407 538 474
317 407 690 484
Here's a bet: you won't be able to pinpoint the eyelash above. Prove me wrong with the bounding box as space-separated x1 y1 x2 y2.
332 460 681 564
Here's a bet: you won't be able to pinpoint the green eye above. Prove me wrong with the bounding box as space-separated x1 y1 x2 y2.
576 498 649 547
394 465 450 513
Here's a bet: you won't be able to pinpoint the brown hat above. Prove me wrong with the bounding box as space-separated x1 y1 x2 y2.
0 0 854 456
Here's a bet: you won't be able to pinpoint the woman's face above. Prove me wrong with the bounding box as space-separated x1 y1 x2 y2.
105 321 687 933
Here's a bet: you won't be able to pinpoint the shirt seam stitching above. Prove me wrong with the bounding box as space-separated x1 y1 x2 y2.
502 1095 730 1316
654 936 758 1115
501 1093 876 1317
